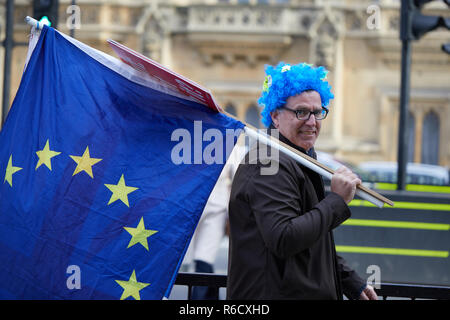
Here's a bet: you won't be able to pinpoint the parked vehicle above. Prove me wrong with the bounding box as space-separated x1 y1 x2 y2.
315 151 358 170
315 151 370 183
358 161 449 186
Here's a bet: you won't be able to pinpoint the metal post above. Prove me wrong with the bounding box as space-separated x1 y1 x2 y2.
2 0 14 126
396 38 412 191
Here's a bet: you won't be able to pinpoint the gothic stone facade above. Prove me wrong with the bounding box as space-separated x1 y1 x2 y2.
2 0 449 167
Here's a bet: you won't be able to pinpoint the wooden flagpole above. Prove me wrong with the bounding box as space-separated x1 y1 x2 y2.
223 111 394 208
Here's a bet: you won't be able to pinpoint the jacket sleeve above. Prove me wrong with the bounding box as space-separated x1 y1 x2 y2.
246 159 351 258
336 254 367 300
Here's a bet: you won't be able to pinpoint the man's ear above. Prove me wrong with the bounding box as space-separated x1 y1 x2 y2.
270 110 280 128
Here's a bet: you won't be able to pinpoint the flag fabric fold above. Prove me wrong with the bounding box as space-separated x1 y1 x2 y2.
0 25 244 299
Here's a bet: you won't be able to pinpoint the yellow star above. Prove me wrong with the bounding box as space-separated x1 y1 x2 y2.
115 270 150 300
69 146 102 178
104 174 138 207
124 217 158 251
4 155 23 187
35 139 61 171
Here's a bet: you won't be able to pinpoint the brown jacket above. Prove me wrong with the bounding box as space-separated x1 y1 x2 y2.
226 132 365 300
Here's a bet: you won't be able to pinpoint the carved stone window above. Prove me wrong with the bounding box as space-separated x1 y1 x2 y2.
81 6 100 25
407 112 415 163
111 7 122 25
130 9 142 26
225 103 237 116
421 111 440 165
245 104 262 128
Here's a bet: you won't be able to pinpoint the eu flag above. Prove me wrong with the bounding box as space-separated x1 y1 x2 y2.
0 26 244 299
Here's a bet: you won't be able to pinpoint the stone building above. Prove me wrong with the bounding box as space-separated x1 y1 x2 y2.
1 0 449 167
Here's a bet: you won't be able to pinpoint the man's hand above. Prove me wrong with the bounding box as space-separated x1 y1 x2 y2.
359 285 378 300
330 166 362 204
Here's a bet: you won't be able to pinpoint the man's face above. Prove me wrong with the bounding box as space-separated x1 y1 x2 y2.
270 90 323 151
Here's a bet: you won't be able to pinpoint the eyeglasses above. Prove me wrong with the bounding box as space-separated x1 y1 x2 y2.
282 107 329 121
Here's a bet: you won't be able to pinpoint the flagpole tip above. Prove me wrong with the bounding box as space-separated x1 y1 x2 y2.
25 16 46 30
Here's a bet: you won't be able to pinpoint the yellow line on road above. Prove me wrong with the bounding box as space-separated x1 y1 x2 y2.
342 219 450 231
374 183 450 193
349 200 450 211
336 245 449 258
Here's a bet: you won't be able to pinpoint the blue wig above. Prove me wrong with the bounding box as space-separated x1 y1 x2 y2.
258 62 334 127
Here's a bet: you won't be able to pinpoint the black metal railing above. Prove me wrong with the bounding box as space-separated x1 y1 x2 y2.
375 282 450 300
175 272 450 300
175 272 227 300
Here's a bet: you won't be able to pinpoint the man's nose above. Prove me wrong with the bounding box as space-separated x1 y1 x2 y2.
304 113 316 125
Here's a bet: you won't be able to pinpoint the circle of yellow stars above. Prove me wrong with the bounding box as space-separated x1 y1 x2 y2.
2 139 158 300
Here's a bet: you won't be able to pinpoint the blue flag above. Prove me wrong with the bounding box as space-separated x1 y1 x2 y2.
0 26 244 299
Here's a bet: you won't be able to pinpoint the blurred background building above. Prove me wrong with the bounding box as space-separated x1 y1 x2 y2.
0 0 449 167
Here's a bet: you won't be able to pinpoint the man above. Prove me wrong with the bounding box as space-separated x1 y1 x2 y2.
226 62 377 300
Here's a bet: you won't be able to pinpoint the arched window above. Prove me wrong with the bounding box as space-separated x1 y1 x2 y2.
245 104 261 128
407 112 415 163
421 111 440 165
224 103 237 117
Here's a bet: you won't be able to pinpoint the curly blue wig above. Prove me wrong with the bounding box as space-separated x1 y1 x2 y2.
258 62 334 127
